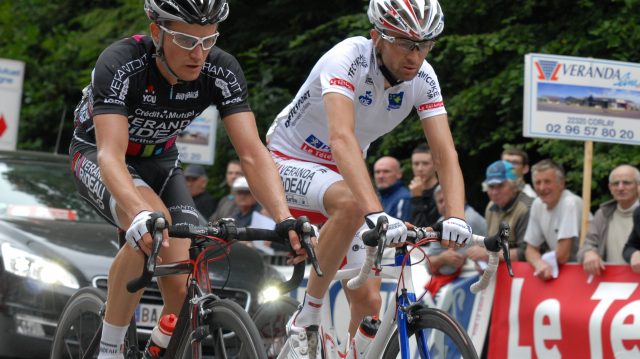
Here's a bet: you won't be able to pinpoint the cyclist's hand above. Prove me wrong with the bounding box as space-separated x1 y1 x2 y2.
126 211 169 257
441 217 472 248
365 211 407 246
276 217 318 265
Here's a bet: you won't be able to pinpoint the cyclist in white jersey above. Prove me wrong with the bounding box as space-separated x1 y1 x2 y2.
268 1 472 357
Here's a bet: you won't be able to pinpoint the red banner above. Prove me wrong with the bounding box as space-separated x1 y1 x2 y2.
489 262 640 359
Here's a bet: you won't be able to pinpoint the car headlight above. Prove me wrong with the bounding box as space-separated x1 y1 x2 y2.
258 285 282 304
1 242 79 289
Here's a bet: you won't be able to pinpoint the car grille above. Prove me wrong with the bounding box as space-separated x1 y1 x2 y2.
92 277 251 312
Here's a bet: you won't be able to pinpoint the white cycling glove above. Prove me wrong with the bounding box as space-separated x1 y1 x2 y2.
442 217 472 245
365 211 407 246
125 210 153 249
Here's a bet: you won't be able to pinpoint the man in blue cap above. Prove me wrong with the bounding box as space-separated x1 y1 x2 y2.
468 160 534 266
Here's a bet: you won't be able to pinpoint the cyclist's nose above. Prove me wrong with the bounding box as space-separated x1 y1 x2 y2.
189 44 206 59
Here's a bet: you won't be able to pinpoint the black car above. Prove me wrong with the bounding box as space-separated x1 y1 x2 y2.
0 150 286 358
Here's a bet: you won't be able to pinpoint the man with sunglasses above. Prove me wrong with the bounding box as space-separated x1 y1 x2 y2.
69 0 310 357
267 1 471 358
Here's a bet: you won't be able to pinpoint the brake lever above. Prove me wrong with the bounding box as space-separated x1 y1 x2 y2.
126 213 166 293
361 216 388 270
295 216 323 277
498 222 514 277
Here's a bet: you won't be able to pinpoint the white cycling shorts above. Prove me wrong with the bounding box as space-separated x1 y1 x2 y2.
271 153 366 269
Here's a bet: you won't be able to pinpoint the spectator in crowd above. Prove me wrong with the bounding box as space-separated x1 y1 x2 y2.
425 185 487 295
623 206 640 273
230 176 261 227
373 156 411 221
502 147 536 198
467 160 533 265
525 159 585 281
229 176 279 254
579 165 640 276
410 143 440 227
184 164 217 219
210 159 243 221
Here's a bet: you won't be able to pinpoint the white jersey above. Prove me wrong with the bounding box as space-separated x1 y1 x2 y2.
266 36 446 164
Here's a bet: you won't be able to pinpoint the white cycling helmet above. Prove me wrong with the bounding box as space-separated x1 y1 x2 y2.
368 0 444 40
145 0 229 25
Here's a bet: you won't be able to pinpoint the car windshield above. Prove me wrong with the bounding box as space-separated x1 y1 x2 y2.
0 159 103 223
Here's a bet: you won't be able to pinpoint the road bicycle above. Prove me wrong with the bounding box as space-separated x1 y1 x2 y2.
50 214 319 359
280 217 513 359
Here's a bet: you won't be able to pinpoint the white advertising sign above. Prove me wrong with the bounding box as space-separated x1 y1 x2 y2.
0 58 26 151
176 105 218 165
524 53 640 145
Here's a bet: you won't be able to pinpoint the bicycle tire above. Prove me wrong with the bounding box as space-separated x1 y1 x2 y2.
176 298 267 359
251 296 299 359
50 287 138 359
381 307 478 359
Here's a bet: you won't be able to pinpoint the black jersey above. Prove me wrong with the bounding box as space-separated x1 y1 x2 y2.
73 35 250 157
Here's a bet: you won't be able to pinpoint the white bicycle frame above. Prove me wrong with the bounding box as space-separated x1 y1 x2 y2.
318 232 500 359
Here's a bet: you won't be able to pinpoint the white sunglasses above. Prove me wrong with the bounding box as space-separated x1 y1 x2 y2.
159 24 220 51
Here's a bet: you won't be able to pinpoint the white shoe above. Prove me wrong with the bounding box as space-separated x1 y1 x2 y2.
277 309 322 359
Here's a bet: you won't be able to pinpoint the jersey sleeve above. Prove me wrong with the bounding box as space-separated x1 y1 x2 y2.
208 50 251 118
524 200 544 247
319 41 365 101
414 63 447 119
91 39 141 117
557 195 581 239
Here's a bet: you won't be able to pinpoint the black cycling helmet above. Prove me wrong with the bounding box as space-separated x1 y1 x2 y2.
145 0 229 25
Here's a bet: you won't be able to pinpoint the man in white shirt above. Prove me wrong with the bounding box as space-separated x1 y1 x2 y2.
525 159 585 280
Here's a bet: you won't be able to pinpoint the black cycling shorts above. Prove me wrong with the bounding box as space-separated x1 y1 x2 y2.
69 138 202 230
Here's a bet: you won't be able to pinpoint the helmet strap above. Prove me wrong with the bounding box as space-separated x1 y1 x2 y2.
373 36 403 88
153 29 183 84
376 52 403 88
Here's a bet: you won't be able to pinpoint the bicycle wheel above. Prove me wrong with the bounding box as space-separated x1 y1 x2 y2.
177 298 267 359
381 307 478 359
251 296 299 359
50 287 138 359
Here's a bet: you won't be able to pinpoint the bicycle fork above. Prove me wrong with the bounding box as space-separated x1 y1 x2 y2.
396 290 430 359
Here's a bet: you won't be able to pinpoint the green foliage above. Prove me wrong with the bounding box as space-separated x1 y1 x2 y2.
3 0 640 208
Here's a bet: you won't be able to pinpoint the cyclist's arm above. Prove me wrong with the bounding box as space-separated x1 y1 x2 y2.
324 92 382 214
223 111 293 223
94 113 149 220
421 114 465 219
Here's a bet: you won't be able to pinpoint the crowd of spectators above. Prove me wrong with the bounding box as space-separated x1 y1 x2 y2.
187 146 640 283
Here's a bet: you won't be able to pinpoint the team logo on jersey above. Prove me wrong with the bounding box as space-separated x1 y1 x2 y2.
365 76 374 85
301 134 333 161
142 84 157 105
418 101 444 111
387 92 404 110
329 78 355 92
173 90 199 101
215 78 232 98
358 91 373 106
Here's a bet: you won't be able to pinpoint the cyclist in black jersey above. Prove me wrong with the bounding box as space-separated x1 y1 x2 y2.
69 0 309 357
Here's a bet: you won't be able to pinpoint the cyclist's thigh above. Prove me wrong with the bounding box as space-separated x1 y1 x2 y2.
70 141 153 228
157 167 200 261
273 156 343 217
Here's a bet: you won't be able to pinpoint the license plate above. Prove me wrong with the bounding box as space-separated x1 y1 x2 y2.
135 303 163 328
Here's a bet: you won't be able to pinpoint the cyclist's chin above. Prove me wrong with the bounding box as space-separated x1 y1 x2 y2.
393 68 419 82
179 66 203 81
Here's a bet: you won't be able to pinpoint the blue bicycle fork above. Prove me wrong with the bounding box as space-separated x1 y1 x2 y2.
394 247 430 359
